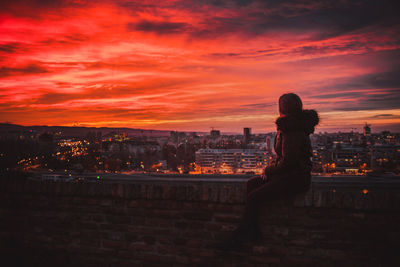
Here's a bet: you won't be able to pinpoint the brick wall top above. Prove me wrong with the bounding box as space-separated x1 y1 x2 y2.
1 175 400 210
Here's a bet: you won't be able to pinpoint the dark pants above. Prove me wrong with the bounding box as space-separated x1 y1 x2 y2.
241 171 310 231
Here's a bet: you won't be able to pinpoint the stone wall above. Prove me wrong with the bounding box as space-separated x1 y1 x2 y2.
1 176 399 267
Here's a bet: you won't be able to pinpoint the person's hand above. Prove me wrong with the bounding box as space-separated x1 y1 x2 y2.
261 168 267 181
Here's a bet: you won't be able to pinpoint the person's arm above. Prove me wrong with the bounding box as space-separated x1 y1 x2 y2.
264 132 301 176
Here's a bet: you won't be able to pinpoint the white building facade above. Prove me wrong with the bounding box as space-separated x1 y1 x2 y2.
195 149 272 174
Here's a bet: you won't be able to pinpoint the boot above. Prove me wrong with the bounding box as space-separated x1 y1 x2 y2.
216 224 262 252
232 223 262 243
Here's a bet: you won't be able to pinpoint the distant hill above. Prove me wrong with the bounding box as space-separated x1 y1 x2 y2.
0 123 171 138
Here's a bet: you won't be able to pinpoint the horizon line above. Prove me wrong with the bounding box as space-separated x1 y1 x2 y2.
1 122 398 135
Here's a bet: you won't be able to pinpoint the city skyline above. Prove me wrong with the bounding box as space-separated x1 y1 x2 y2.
1 121 397 135
1 0 400 133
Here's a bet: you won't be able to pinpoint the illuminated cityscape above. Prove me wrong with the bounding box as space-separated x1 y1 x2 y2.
194 149 272 174
0 123 398 180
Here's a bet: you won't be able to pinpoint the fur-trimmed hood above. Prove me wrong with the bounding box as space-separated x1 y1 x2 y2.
275 109 319 134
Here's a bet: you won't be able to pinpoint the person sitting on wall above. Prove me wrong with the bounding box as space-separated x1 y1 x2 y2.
218 93 319 251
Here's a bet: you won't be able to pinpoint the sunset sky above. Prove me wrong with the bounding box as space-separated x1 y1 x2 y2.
1 0 399 133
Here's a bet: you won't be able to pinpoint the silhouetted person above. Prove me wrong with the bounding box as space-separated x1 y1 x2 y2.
218 93 319 251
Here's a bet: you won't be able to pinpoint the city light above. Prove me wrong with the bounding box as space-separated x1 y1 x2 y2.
0 123 399 177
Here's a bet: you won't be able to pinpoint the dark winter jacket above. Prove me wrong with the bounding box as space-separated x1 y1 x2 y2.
264 109 319 188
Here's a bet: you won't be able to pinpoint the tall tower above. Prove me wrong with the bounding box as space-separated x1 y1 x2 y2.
210 130 220 139
244 127 251 144
363 123 371 137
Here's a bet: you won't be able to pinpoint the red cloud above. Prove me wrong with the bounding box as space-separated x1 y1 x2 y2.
0 0 399 132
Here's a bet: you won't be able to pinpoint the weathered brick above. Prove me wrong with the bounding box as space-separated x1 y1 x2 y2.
76 222 99 230
105 215 131 224
151 209 180 219
100 199 113 207
214 213 241 223
100 223 129 232
141 235 156 245
182 210 213 220
174 221 188 229
281 257 316 266
156 218 174 228
173 237 187 246
104 231 125 241
1 177 400 267
304 248 347 260
129 242 155 252
127 200 139 208
79 237 101 246
157 244 175 254
205 222 221 231
186 239 203 248
102 239 128 250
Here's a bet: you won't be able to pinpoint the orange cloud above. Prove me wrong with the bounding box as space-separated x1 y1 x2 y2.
0 0 399 132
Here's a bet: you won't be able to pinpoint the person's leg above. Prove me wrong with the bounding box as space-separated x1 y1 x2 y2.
239 177 290 237
247 177 289 204
246 176 265 196
218 173 310 250
242 176 267 233
217 176 290 250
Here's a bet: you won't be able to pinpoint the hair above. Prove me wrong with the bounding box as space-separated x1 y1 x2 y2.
279 93 303 116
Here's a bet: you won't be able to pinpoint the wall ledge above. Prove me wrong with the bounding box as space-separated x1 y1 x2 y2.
1 175 400 210
1 174 399 266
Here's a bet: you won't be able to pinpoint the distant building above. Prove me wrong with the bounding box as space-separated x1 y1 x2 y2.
371 144 400 170
195 148 271 174
102 140 161 154
244 128 251 144
210 130 220 139
364 123 371 137
170 131 186 143
331 144 369 171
